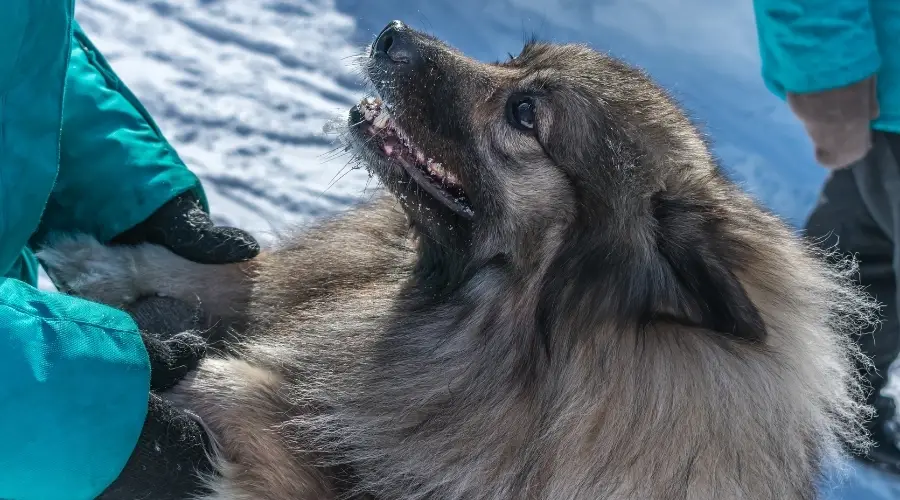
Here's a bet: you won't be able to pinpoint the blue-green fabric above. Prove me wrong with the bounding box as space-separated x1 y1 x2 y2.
5 248 41 289
0 0 204 498
753 0 900 133
35 21 208 246
0 278 149 500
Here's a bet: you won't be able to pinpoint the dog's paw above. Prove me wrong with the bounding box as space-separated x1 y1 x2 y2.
37 234 143 307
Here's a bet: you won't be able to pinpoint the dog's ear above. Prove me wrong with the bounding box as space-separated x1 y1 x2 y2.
652 197 767 342
657 244 767 342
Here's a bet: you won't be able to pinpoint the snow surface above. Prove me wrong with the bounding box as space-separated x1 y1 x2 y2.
59 0 899 497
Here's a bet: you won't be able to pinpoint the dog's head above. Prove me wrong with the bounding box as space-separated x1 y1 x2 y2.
348 21 771 343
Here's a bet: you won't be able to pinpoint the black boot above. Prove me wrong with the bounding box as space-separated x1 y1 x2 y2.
859 394 900 473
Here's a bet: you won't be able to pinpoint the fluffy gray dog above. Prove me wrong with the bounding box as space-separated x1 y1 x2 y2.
41 21 878 500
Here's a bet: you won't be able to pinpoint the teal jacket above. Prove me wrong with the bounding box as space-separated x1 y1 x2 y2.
0 1 203 498
754 0 900 133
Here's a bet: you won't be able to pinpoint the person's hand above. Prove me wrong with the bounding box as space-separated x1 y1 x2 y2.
787 76 880 170
112 191 260 264
140 331 206 392
127 296 210 392
96 394 217 500
96 296 218 499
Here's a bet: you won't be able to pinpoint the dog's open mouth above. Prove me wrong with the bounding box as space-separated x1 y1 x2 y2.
350 98 474 219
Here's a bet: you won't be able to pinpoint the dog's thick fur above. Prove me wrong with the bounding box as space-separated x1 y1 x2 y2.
41 22 878 500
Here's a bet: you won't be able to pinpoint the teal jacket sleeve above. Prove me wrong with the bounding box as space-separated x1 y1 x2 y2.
1 3 158 498
0 278 151 500
753 0 881 94
32 21 206 246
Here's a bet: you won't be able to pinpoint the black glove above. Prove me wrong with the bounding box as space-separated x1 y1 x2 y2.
96 296 217 499
96 394 216 500
113 191 260 264
127 294 213 340
127 296 210 391
141 331 206 392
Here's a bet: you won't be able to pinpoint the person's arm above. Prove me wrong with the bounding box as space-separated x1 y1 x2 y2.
31 20 259 266
0 2 152 495
0 278 151 500
0 2 218 498
753 0 881 168
32 20 205 245
0 280 214 500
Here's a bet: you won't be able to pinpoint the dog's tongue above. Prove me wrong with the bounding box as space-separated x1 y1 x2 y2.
383 136 400 156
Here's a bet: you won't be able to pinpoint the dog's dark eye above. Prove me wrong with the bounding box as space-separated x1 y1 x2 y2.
506 96 536 131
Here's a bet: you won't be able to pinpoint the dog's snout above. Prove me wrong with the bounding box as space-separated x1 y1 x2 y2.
372 21 421 69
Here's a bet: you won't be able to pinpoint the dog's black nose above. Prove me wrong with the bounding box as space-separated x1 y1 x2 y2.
371 21 421 69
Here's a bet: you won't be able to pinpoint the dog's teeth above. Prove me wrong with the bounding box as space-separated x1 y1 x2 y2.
373 112 390 129
444 170 460 185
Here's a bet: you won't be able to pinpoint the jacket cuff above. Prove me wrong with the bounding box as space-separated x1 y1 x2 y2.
787 76 879 169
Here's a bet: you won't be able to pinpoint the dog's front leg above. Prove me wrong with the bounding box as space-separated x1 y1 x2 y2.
37 234 257 324
166 357 340 500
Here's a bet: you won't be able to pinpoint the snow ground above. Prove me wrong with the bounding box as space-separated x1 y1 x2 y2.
59 0 900 497
76 0 373 240
75 0 826 236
